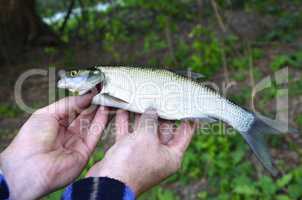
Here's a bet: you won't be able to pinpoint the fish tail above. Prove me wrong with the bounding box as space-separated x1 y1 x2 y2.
241 114 299 176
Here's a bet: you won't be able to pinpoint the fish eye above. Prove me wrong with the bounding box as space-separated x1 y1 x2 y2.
70 70 78 77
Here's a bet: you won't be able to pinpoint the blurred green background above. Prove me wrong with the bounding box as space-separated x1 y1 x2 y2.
0 0 302 199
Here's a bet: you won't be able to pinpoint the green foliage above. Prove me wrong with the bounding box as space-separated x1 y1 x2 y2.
244 0 282 14
229 88 251 106
265 11 302 42
63 48 76 66
277 174 293 188
44 47 58 56
0 104 22 118
289 79 302 97
188 25 222 77
270 50 302 71
154 187 179 200
271 55 293 71
234 183 258 196
171 125 302 200
242 1 302 42
44 189 64 200
139 186 179 200
144 33 168 53
296 115 302 128
231 56 249 70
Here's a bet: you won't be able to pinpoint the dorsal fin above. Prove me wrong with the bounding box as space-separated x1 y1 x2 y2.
167 69 204 80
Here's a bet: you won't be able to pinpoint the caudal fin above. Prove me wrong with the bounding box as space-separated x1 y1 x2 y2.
241 115 299 176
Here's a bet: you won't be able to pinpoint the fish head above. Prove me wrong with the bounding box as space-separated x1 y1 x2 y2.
57 67 105 95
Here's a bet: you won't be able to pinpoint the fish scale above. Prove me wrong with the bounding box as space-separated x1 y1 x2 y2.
96 66 254 132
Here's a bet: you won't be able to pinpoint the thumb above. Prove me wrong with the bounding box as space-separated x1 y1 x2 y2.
167 121 197 155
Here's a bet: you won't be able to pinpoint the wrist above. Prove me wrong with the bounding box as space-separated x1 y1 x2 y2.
63 177 136 200
0 153 44 200
86 167 140 196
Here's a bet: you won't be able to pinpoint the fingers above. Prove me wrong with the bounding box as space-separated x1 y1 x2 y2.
167 121 197 155
67 105 97 135
159 120 175 145
136 108 158 136
85 106 109 152
115 109 129 141
37 93 94 123
133 114 141 131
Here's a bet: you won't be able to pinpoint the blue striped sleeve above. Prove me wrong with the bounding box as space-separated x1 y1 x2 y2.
0 174 9 200
123 184 135 200
61 177 135 200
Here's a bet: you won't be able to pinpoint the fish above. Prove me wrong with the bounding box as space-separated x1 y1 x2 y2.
57 66 298 176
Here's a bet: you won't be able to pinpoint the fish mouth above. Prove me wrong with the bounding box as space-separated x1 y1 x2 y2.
94 83 102 93
57 78 103 95
78 82 103 95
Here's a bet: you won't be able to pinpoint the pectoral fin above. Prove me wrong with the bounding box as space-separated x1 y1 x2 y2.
101 84 131 104
92 93 129 108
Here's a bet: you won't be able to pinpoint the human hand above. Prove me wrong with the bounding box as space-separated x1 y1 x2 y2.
0 94 108 200
86 108 196 196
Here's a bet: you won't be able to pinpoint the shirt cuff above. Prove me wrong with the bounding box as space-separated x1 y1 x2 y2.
0 173 10 200
61 177 135 200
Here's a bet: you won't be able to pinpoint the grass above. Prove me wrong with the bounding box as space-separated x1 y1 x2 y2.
0 104 22 118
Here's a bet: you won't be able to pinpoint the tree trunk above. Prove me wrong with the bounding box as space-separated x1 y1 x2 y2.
0 0 60 64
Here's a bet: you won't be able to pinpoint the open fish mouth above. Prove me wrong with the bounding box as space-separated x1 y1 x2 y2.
78 82 103 95
90 81 105 94
95 82 102 93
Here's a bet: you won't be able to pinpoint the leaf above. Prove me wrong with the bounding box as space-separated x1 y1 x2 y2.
232 149 245 164
258 176 277 195
234 185 258 195
276 174 293 188
296 115 302 127
233 175 253 186
288 184 302 199
270 55 292 71
233 176 258 196
276 195 291 200
156 188 179 200
197 191 207 199
217 194 229 200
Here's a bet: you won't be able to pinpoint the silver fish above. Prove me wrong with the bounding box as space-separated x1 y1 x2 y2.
58 66 298 176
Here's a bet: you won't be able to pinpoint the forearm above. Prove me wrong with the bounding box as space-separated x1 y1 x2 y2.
61 177 135 200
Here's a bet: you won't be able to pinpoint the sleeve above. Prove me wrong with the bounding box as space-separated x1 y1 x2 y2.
61 177 135 200
0 171 10 200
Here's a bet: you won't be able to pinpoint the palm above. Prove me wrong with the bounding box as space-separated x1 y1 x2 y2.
38 104 108 189
0 95 108 199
